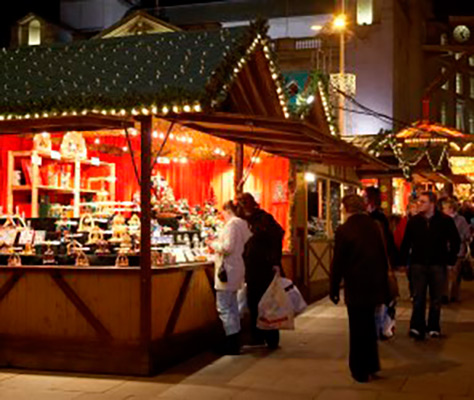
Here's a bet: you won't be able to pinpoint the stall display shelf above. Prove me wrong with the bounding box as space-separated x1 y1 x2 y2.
7 150 116 218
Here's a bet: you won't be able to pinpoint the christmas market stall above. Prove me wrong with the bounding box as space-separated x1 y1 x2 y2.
0 22 385 375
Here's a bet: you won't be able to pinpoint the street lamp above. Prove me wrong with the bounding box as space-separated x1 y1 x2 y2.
333 7 347 136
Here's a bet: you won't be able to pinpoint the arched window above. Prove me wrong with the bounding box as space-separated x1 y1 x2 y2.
28 20 41 46
357 0 374 25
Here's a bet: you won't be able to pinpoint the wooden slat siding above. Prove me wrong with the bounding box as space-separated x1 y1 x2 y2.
0 271 23 303
140 116 153 350
246 55 276 117
51 271 112 340
164 270 194 337
229 81 254 115
239 63 268 116
173 269 218 335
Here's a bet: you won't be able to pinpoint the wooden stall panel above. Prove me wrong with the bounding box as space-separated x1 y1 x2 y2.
0 271 96 339
172 269 217 335
64 272 140 342
151 271 185 339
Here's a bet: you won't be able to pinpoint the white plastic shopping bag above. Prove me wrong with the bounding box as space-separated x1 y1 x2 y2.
257 273 295 330
237 284 249 317
280 277 307 315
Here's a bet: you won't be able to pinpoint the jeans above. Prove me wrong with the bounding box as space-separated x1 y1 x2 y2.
347 305 380 379
410 264 446 334
216 290 240 336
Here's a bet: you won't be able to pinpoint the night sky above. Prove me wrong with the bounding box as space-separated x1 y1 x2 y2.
0 0 473 47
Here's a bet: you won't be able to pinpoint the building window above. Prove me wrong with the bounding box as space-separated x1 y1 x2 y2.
456 101 465 131
357 0 373 25
441 102 447 125
456 73 463 95
471 77 474 98
28 20 41 46
469 110 474 134
441 67 448 90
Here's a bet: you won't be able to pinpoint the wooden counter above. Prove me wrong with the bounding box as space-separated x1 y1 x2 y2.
0 262 219 375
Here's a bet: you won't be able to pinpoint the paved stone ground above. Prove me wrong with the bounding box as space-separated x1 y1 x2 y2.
2 275 474 399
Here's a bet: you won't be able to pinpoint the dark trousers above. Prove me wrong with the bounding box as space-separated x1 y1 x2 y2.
347 305 380 379
410 264 446 334
247 281 280 347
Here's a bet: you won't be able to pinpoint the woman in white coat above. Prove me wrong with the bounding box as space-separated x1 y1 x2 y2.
212 200 252 355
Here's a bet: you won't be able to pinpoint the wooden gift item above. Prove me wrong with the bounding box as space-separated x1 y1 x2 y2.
75 250 90 267
128 214 141 231
119 233 132 253
86 226 103 245
43 244 56 264
95 238 110 255
110 226 127 243
7 253 22 267
23 243 35 255
115 253 129 267
78 213 95 232
67 240 82 256
60 131 87 160
33 132 52 152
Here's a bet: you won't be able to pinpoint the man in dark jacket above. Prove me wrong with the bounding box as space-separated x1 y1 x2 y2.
237 192 285 349
330 194 389 383
400 191 460 340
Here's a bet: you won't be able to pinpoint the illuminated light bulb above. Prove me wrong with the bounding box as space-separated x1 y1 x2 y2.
170 133 175 140
110 109 116 115
162 106 169 114
34 113 40 118
284 112 290 118
172 105 179 113
131 109 139 115
152 131 158 138
41 131 49 138
311 25 323 31
151 106 158 114
272 73 278 80
306 95 315 104
94 138 100 144
187 137 193 143
131 129 138 136
193 104 202 112
141 107 149 115
101 110 107 115
0 116 4 121
333 14 347 29
180 157 188 163
62 111 68 116
25 114 31 119
159 133 165 139
72 110 77 116
43 113 49 118
7 115 12 120
82 109 88 115
183 105 191 112
173 157 179 163
122 146 128 152
120 109 126 116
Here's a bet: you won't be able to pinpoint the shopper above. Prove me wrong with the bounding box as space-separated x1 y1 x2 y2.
400 191 460 340
330 194 389 383
212 200 252 355
441 197 471 302
237 192 285 349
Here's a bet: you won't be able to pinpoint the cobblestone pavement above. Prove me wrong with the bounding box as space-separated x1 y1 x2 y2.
2 275 474 399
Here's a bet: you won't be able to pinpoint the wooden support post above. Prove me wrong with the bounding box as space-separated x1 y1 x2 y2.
31 151 39 218
7 151 13 214
73 159 81 218
140 116 152 359
326 179 332 238
234 143 244 195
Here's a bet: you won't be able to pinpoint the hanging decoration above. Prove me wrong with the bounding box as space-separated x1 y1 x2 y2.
60 131 87 160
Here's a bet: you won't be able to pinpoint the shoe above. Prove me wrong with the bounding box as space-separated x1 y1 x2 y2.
352 373 369 383
428 331 441 338
409 329 424 340
223 333 241 355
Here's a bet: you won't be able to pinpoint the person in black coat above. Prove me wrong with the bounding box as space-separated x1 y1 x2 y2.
237 192 285 349
400 191 460 340
330 194 389 383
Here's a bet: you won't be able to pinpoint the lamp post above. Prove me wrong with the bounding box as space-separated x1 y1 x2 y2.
333 4 346 135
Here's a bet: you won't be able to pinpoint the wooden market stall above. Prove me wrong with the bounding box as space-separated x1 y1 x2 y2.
0 22 385 375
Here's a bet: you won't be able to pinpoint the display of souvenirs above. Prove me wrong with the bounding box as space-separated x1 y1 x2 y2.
120 234 133 254
60 131 87 160
33 132 52 153
78 213 95 232
75 250 90 267
128 214 140 235
7 253 22 267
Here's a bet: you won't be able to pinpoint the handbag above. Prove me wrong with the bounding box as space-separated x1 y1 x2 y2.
217 261 228 282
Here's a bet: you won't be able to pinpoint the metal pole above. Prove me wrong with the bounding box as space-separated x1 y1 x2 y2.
338 0 345 136
139 116 152 361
